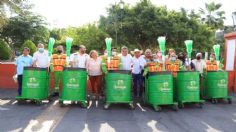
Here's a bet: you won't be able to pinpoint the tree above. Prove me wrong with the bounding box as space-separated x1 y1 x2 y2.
0 39 11 60
51 24 107 52
0 12 49 51
0 0 26 28
199 2 225 29
99 0 214 52
21 40 37 56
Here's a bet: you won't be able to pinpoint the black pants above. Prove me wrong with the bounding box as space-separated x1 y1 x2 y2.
17 75 23 96
132 73 143 98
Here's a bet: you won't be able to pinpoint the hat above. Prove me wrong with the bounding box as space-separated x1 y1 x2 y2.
131 49 143 54
196 53 202 57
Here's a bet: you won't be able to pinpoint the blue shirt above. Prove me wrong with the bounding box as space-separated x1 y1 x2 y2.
16 55 33 75
132 56 146 74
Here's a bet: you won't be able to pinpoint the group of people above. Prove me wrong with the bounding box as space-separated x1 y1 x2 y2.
16 43 218 100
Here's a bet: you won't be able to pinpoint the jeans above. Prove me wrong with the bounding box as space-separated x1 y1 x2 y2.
132 73 143 98
17 75 23 96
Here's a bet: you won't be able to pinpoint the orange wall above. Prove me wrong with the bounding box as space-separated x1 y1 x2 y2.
0 63 18 89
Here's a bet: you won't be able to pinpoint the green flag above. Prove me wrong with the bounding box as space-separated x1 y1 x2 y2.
66 37 73 57
157 36 166 54
105 37 112 59
185 40 193 58
213 44 220 61
48 37 55 56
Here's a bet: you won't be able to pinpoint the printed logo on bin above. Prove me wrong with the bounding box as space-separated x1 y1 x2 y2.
188 81 197 90
67 78 79 88
160 82 170 91
27 77 39 87
217 79 227 87
114 80 126 89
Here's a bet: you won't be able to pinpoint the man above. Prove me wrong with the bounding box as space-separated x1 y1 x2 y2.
69 45 89 68
51 45 67 95
192 53 206 75
16 47 33 95
119 46 132 70
142 49 153 63
131 49 146 98
33 43 50 68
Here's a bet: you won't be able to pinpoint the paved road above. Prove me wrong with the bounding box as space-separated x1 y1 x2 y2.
0 89 236 132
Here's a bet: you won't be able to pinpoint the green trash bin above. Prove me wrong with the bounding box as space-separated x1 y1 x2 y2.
202 71 232 104
59 67 87 108
144 71 178 111
176 71 204 108
16 67 50 105
104 70 134 109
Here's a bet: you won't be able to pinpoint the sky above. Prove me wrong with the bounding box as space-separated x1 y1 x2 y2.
31 0 236 28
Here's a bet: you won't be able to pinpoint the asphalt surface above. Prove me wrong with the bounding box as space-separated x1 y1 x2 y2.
0 88 236 132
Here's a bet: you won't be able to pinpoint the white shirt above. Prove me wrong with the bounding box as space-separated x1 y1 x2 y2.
86 57 102 76
69 53 89 68
192 59 206 74
119 54 132 70
33 51 50 68
132 56 146 74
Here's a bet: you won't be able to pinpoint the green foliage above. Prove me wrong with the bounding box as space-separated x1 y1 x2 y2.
0 39 11 60
21 40 37 56
99 0 215 53
50 24 107 52
199 2 225 29
0 12 49 50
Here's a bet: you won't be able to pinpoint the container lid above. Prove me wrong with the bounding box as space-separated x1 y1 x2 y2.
108 70 131 74
24 67 47 71
207 71 226 73
64 67 86 71
177 71 199 73
148 71 172 76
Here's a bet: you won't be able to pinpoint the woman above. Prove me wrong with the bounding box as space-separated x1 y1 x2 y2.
86 50 103 100
153 50 163 63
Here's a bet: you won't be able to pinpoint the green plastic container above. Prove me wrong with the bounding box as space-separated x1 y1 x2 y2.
59 67 87 107
202 71 231 103
16 67 49 104
104 70 133 109
176 71 204 108
145 71 178 111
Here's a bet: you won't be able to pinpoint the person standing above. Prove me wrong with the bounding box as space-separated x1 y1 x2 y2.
16 47 33 95
69 45 89 68
86 50 103 100
142 49 153 63
192 53 206 75
119 46 132 71
51 45 67 95
33 43 50 68
131 49 146 98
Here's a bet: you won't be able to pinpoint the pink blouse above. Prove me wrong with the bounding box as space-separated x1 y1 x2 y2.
86 57 102 76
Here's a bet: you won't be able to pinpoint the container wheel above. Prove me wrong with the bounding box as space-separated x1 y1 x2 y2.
59 100 64 107
81 102 87 109
178 103 184 109
104 104 110 110
36 100 43 106
17 100 25 105
129 103 135 110
228 98 232 104
172 104 178 111
198 103 203 109
211 99 217 104
153 106 161 112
